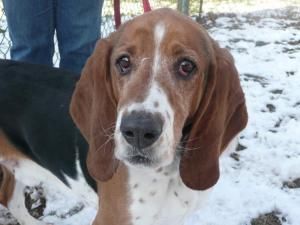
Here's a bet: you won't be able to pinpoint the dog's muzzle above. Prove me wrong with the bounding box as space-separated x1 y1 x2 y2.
120 111 163 165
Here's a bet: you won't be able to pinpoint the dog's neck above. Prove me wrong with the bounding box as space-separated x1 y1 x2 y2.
94 160 211 225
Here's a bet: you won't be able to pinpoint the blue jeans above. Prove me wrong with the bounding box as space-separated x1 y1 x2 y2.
3 0 103 73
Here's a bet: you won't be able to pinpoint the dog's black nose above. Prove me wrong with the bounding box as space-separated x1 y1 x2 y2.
120 112 163 149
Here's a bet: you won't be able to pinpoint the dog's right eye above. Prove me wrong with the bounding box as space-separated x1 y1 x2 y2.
175 58 196 79
116 55 131 75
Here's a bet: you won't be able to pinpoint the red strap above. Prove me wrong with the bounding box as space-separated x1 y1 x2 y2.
114 0 121 29
142 0 152 12
114 0 151 29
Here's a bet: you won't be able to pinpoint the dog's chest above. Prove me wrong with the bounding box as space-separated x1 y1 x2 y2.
127 167 206 225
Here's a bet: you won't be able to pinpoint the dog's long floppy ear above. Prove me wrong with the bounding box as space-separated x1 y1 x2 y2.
70 38 119 181
179 42 248 190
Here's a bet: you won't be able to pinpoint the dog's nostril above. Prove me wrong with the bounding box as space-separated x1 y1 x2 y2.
144 132 155 140
124 131 134 138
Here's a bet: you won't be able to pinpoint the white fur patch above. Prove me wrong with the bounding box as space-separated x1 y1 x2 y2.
128 161 212 225
63 149 97 207
153 22 166 77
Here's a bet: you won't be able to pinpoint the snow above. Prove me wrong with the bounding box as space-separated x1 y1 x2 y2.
201 0 300 13
1 6 300 225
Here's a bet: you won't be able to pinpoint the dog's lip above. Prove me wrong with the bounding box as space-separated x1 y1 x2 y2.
126 154 154 166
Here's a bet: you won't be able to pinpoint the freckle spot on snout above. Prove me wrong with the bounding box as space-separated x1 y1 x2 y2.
135 216 140 220
174 191 178 197
133 183 139 189
152 178 157 183
156 168 163 173
154 101 159 108
150 191 156 196
139 198 145 203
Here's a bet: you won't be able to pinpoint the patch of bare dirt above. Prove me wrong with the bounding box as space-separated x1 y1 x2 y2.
251 211 286 225
283 178 300 189
24 184 46 219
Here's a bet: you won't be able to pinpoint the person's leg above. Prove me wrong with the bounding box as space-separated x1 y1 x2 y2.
55 0 103 74
3 0 55 66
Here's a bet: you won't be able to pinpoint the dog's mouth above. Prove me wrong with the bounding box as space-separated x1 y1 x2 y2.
126 155 153 166
122 146 159 168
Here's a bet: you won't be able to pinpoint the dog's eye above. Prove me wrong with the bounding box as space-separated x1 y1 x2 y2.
116 55 131 75
177 59 196 78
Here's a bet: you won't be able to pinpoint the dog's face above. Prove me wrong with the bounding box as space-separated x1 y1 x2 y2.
111 13 212 170
70 8 247 190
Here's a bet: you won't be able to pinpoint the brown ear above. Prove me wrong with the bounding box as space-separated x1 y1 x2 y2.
179 42 248 190
70 38 119 181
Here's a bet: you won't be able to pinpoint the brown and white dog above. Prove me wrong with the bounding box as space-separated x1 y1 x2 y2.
0 8 247 225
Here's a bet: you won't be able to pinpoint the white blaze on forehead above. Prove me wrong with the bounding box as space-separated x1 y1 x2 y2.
153 22 166 77
154 22 165 49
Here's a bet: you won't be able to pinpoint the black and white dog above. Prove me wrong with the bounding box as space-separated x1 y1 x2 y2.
0 59 95 224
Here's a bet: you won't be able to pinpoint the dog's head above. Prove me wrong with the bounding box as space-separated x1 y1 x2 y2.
70 8 247 190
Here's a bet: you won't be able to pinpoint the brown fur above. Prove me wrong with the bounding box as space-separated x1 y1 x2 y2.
93 163 130 225
0 130 28 160
70 39 119 182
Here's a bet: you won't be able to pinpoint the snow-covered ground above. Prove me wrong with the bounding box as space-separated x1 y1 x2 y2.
189 7 300 225
1 6 300 225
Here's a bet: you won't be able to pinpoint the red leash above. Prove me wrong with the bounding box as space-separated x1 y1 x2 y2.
142 0 152 12
114 0 152 29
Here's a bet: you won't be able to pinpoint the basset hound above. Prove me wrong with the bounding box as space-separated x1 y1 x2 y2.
0 8 248 225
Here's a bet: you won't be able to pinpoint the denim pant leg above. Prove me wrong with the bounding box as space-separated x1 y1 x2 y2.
3 0 55 66
55 0 103 74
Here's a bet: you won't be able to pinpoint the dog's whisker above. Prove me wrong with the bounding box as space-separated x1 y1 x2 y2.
179 136 202 144
176 144 203 152
95 134 114 152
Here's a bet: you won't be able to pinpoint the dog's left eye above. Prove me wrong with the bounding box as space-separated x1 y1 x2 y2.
116 55 131 75
177 59 196 78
